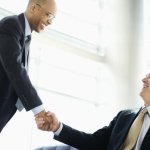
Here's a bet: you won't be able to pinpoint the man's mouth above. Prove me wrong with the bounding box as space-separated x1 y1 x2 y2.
143 85 149 88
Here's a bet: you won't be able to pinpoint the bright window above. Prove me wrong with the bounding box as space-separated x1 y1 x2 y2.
143 0 150 71
0 1 116 150
0 0 101 51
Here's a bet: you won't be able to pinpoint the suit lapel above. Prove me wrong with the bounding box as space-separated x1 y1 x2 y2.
123 109 141 136
18 13 25 47
18 13 25 34
118 109 141 149
18 13 26 66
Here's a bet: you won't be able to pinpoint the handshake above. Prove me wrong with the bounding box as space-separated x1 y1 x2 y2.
35 111 60 132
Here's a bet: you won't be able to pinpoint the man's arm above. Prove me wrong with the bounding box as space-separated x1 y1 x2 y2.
35 111 109 150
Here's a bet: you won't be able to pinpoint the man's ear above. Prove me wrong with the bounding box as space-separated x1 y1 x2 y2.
29 3 38 13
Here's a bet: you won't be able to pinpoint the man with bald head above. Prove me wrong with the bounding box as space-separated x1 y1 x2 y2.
0 0 57 132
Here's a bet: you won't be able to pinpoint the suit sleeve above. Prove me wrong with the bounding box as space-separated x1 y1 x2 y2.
54 122 112 150
54 112 122 150
0 19 42 111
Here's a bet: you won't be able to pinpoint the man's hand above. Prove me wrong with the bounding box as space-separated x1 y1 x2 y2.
35 111 60 132
35 110 51 131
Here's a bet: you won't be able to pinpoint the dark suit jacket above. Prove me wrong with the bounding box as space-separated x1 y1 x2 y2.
54 108 150 150
0 13 42 130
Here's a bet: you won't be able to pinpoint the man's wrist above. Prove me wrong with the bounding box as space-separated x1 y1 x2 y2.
54 122 63 136
32 105 45 115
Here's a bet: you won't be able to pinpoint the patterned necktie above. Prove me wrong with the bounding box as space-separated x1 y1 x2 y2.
121 107 148 150
25 35 31 68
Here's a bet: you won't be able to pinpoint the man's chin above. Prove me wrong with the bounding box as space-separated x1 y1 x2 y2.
36 30 41 33
34 27 41 33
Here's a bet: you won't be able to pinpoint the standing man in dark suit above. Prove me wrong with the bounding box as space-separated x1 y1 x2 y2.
35 73 150 150
0 0 57 132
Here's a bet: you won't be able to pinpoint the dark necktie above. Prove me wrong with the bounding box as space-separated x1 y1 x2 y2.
24 35 31 68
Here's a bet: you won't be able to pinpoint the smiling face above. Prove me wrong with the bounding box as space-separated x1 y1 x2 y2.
140 73 150 106
26 0 57 32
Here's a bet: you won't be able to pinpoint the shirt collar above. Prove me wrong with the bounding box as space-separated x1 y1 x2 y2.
146 106 150 116
24 13 31 37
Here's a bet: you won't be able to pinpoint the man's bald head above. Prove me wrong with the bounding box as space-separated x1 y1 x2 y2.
27 0 54 8
25 0 57 32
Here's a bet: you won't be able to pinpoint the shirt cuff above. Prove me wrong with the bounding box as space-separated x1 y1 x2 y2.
54 122 63 136
31 105 45 115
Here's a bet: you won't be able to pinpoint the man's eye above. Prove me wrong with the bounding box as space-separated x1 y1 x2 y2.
47 13 54 20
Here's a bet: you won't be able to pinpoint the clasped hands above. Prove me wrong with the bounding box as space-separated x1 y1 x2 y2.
35 110 60 132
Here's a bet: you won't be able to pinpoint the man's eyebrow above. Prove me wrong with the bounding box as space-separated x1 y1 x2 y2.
47 12 55 19
48 12 55 16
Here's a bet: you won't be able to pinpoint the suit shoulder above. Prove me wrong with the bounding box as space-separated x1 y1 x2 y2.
118 107 141 116
0 15 19 27
0 15 23 37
